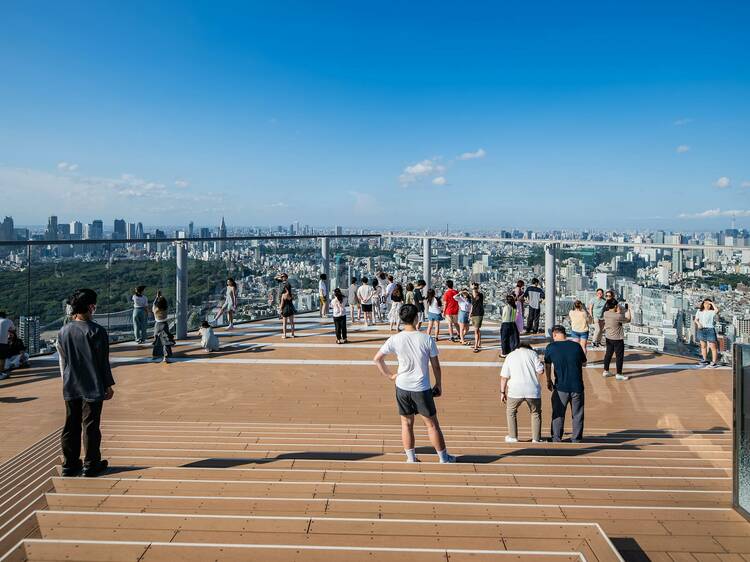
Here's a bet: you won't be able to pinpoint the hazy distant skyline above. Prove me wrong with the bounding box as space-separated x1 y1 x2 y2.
1 2 748 229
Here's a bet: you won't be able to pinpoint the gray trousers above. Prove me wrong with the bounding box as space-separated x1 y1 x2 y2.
506 397 542 441
551 389 584 442
592 319 605 346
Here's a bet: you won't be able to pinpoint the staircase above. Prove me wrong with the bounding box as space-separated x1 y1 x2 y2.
0 418 737 561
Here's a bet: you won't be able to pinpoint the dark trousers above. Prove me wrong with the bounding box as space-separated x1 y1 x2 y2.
152 321 174 358
551 389 584 442
61 399 103 469
500 322 519 355
603 338 625 374
526 307 541 333
333 315 347 340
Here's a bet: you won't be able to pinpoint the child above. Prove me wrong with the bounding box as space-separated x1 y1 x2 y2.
199 321 220 352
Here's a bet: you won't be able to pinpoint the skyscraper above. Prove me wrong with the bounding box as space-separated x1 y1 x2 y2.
46 216 58 240
0 216 14 241
113 219 126 240
126 223 137 240
188 221 195 238
19 316 40 355
135 222 145 239
215 217 227 253
90 220 104 239
70 221 83 238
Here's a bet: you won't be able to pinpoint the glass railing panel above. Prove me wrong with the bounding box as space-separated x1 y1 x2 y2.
0 243 31 359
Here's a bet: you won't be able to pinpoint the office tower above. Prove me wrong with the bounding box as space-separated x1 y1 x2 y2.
188 221 194 238
0 216 14 241
70 221 83 238
135 222 145 239
46 216 58 240
215 217 227 253
113 219 126 240
90 220 104 239
594 272 610 291
19 316 41 355
672 249 684 274
127 223 137 240
199 227 210 238
654 230 665 245
56 224 70 239
335 225 342 236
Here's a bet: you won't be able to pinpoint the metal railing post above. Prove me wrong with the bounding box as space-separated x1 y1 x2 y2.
544 243 557 336
423 237 432 288
175 241 188 339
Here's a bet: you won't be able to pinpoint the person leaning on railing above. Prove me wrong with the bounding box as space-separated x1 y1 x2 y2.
132 285 148 344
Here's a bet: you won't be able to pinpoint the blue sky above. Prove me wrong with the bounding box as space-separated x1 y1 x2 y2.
1 1 749 230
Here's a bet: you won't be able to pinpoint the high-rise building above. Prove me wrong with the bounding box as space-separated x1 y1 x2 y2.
86 220 104 240
215 217 227 253
56 224 70 239
200 227 210 238
0 216 14 241
127 223 137 240
18 316 40 355
113 219 127 240
46 216 58 240
135 222 145 239
335 225 343 236
188 221 195 238
70 221 83 238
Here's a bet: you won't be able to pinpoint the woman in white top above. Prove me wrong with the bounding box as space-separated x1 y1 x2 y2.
331 288 348 344
199 321 220 352
371 278 383 323
425 288 443 341
694 298 720 367
454 289 471 345
131 285 149 344
214 278 238 329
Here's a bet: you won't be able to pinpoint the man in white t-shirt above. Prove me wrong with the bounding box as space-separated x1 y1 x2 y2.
318 274 329 319
374 304 456 464
500 344 544 444
356 277 375 326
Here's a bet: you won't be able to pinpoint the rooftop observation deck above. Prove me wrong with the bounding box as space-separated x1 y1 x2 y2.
0 312 746 562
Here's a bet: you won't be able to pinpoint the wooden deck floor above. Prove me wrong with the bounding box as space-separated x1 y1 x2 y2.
0 313 746 561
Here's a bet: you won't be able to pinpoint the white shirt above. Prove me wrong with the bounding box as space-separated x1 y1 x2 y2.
0 318 14 345
348 284 358 302
454 294 471 313
695 310 716 329
357 284 375 304
330 297 347 317
132 295 148 308
428 298 442 315
500 347 544 399
386 282 397 299
319 280 328 297
378 330 439 392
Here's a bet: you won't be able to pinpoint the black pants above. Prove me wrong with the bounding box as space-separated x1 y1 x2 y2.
500 322 519 355
603 338 625 374
61 399 103 469
152 321 174 358
551 389 584 442
334 316 347 340
526 307 541 333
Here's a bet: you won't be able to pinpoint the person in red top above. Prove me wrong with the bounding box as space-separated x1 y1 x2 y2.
442 280 460 343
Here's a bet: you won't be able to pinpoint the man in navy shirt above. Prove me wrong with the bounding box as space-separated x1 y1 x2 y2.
544 325 587 442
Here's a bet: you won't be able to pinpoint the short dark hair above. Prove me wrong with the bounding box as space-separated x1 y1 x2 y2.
0 310 6 318
201 320 210 328
446 280 454 289
361 277 368 284
400 304 419 324
68 288 98 315
416 279 426 287
320 273 327 280
531 278 539 285
351 276 357 284
551 324 566 336
406 282 414 291
596 288 604 294
134 285 146 295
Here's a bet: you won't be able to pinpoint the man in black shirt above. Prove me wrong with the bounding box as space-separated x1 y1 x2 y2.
57 289 115 477
543 325 587 442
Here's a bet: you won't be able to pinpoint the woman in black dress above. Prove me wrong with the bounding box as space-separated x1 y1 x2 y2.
279 284 296 339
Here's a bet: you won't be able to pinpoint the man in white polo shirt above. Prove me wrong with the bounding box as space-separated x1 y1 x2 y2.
500 343 545 443
374 304 456 464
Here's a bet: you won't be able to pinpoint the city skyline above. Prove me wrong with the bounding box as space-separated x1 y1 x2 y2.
1 2 749 229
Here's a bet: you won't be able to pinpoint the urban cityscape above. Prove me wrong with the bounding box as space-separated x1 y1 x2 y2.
1 213 748 364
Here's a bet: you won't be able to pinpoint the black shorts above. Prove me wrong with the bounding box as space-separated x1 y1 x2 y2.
396 387 436 418
361 304 373 312
0 343 9 360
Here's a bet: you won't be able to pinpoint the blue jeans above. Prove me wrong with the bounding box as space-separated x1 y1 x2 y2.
132 308 147 342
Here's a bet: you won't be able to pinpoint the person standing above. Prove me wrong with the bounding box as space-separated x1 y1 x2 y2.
199 321 220 352
469 284 485 353
454 288 471 345
544 325 587 443
602 300 631 380
442 280 459 342
131 286 149 344
523 278 544 334
214 278 238 328
152 291 174 363
513 280 526 336
404 283 416 307
371 277 383 324
500 344 544 443
388 283 404 332
373 304 456 464
56 289 114 477
318 273 329 319
414 280 426 330
425 289 443 341
0 311 15 381
500 294 520 357
588 289 607 348
568 300 592 356
357 277 376 326
348 277 360 324
331 288 349 344
279 284 296 338
695 298 720 368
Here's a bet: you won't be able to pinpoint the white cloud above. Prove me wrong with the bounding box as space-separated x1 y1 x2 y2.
57 162 79 172
432 176 447 186
266 202 288 208
679 208 750 219
457 148 486 160
174 179 189 188
348 191 380 215
399 158 446 185
673 118 693 126
714 176 731 189
741 181 750 188
676 145 690 154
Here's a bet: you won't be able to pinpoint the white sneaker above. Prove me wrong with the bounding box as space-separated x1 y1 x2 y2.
439 454 457 464
602 371 613 378
504 436 519 443
406 458 421 463
615 374 629 381
532 439 544 443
